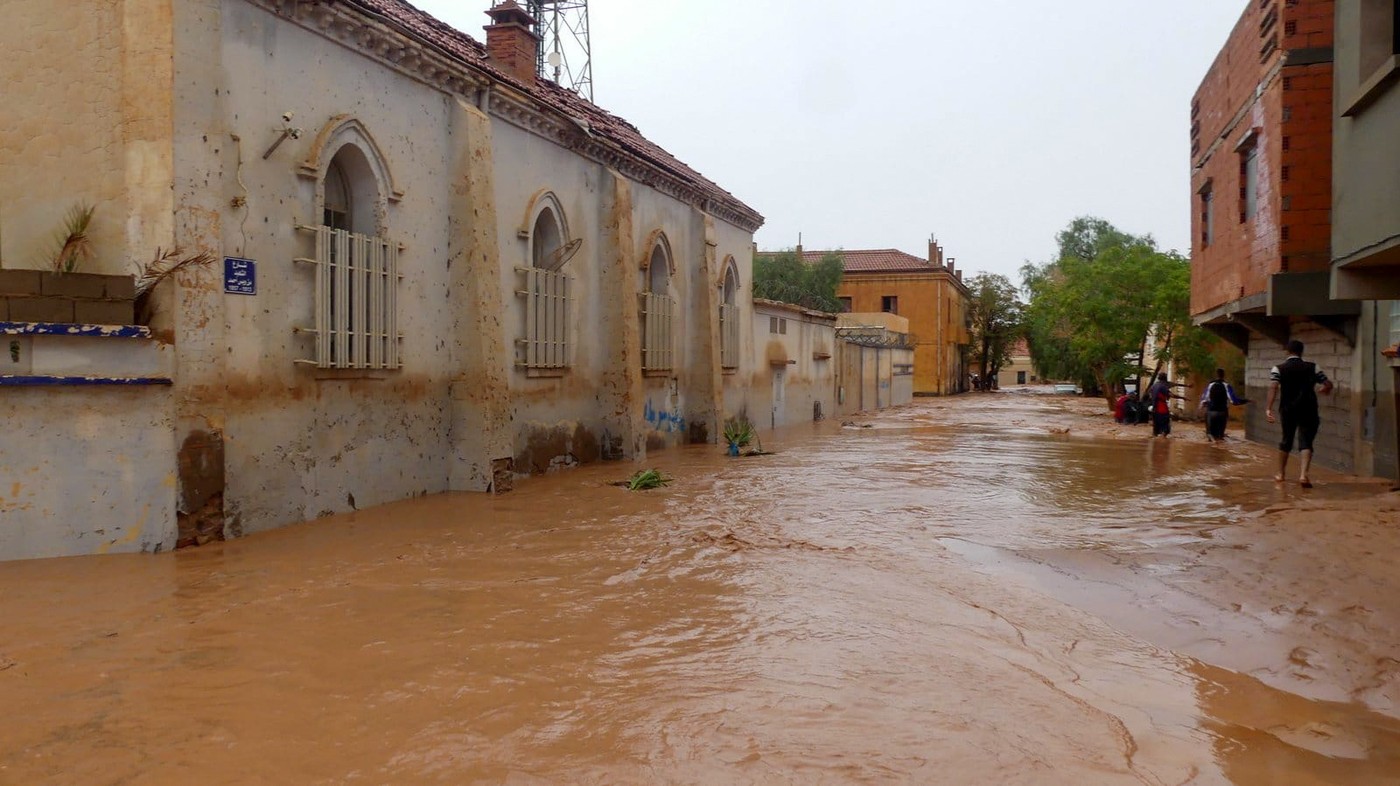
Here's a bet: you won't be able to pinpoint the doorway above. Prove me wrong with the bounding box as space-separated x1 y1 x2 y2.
772 368 786 428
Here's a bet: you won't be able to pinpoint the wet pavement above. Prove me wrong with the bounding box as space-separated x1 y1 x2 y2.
3 390 1399 784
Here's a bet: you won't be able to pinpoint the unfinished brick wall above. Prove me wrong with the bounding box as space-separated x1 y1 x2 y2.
1189 0 1334 316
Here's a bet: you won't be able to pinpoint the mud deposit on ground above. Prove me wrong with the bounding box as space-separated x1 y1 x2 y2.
2 389 1398 784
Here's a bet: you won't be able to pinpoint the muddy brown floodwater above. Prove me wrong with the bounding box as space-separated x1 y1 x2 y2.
4 390 1400 785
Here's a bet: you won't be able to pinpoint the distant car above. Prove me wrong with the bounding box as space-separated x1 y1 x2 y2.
1053 383 1081 395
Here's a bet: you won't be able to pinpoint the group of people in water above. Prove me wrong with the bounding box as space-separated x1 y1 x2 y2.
1110 340 1332 487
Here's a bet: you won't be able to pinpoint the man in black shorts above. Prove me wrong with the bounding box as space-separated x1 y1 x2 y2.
1265 340 1334 487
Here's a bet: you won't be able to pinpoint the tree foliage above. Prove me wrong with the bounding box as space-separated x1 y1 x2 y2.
1021 217 1217 405
753 250 844 312
965 272 1024 382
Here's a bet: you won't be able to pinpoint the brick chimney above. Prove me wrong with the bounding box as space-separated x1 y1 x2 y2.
485 1 539 87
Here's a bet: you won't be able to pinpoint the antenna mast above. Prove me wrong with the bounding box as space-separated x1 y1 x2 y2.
527 0 593 101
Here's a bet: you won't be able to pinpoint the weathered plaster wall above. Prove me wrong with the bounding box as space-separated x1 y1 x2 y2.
0 385 177 560
717 227 759 425
448 99 514 492
1332 0 1400 268
488 119 626 472
1350 302 1398 479
0 0 181 561
192 1 458 534
487 116 751 470
1 0 134 272
833 341 913 416
751 305 835 429
2 0 761 555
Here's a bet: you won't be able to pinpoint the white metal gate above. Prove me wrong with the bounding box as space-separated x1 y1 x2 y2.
640 292 675 371
719 302 739 369
517 267 572 369
296 225 400 370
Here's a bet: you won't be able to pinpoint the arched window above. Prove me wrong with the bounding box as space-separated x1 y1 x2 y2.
519 195 574 370
323 159 351 232
532 206 564 270
322 144 379 235
719 258 740 370
641 236 675 372
723 262 739 306
648 244 670 294
306 143 398 370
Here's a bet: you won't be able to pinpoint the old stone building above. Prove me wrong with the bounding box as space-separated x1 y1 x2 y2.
1190 0 1367 473
0 0 763 559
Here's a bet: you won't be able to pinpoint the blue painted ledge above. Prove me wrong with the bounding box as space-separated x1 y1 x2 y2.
0 375 172 387
0 321 151 338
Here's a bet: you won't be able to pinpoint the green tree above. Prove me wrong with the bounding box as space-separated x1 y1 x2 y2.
965 272 1024 384
752 249 845 312
1021 217 1216 406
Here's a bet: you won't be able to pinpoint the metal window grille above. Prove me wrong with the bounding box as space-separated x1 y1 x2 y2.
517 267 572 369
1390 301 1400 348
719 303 739 369
640 292 675 371
295 225 400 370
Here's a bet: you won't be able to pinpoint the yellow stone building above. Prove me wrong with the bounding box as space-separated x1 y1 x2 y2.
807 245 970 396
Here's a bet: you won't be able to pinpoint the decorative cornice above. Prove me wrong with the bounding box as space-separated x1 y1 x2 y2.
242 0 763 233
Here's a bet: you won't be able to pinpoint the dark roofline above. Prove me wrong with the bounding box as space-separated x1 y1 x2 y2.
277 0 763 231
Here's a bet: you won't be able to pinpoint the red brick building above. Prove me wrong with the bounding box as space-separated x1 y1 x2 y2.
1190 0 1361 471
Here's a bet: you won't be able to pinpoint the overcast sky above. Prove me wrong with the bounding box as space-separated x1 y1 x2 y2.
416 1 1244 281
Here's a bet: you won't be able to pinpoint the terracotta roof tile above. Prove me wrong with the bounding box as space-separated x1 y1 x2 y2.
346 0 762 229
800 249 936 273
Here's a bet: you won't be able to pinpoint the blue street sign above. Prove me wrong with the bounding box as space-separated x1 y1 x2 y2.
224 257 256 295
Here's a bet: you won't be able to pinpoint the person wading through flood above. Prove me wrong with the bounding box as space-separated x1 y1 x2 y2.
1265 339 1333 488
1146 373 1185 438
1199 368 1247 442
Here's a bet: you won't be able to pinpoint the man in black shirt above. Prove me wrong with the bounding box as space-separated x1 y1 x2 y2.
1265 340 1334 487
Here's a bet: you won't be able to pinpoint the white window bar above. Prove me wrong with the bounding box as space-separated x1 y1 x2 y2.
294 225 402 370
640 292 675 371
719 302 739 369
516 267 572 369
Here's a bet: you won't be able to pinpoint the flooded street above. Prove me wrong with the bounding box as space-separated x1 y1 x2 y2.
3 391 1400 784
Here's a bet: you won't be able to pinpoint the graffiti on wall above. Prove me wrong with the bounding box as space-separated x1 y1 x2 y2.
644 399 686 433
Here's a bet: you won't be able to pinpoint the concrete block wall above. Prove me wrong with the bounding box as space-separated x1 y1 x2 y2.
0 271 136 325
1242 321 1355 472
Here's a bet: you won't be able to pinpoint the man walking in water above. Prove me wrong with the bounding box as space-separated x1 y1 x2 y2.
1146 373 1183 437
1265 340 1333 487
1199 368 1247 442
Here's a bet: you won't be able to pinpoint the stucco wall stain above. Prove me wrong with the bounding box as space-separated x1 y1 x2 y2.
514 421 602 475
176 429 225 548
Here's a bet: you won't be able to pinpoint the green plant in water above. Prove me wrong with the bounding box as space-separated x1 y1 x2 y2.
46 203 96 273
626 468 671 491
722 416 756 450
